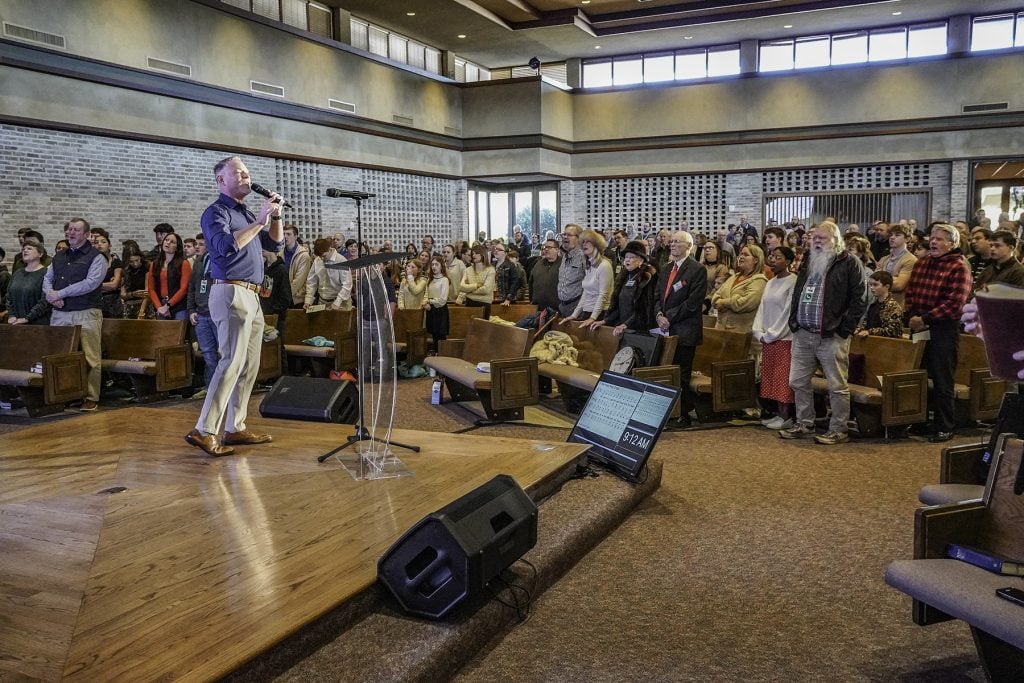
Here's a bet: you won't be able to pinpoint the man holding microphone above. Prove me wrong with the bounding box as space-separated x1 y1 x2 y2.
185 156 284 456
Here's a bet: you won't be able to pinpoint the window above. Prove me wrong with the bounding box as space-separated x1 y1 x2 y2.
759 22 946 74
675 51 706 80
583 60 613 87
972 14 1015 51
869 29 906 62
759 40 794 72
794 36 830 68
907 24 947 57
469 184 560 242
643 53 675 82
612 57 643 85
351 19 368 51
707 46 740 77
388 33 408 64
831 32 868 65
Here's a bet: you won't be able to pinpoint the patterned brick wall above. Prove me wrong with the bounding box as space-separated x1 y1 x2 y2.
0 124 462 254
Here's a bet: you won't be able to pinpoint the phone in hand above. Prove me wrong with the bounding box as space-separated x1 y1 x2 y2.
995 586 1024 607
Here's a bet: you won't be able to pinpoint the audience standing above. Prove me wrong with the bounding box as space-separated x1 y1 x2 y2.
752 246 797 430
530 238 562 312
556 224 585 317
711 244 768 334
563 229 613 326
781 221 866 445
460 244 495 312
43 218 105 412
187 239 218 396
655 231 707 428
282 224 310 307
589 240 656 336
904 223 973 443
5 238 50 325
876 223 916 307
147 232 192 320
855 271 904 338
423 255 449 344
974 230 1024 289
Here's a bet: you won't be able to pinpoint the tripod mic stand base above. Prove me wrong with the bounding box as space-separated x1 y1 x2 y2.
318 427 416 481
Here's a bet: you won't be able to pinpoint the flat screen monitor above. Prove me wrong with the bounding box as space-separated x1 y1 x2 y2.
567 371 680 482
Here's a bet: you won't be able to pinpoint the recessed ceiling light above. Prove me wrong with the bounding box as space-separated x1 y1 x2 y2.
683 36 693 40
783 24 793 29
594 45 601 49
406 12 415 16
582 0 590 4
458 34 466 38
892 10 902 15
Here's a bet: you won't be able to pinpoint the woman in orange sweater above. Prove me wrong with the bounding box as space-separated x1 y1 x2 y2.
147 233 192 320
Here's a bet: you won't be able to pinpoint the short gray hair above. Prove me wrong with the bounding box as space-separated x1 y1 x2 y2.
930 223 960 248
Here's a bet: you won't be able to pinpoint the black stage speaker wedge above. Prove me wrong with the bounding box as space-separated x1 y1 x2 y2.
377 474 538 620
259 376 358 423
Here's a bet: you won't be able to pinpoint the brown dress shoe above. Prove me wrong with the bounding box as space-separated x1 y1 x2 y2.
222 429 273 446
185 429 235 456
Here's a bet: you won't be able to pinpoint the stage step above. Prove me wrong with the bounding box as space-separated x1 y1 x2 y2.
226 461 663 682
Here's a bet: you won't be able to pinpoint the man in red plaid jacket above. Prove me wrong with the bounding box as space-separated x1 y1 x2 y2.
904 223 973 442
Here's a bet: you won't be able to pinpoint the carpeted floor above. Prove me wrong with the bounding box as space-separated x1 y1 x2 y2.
0 377 991 680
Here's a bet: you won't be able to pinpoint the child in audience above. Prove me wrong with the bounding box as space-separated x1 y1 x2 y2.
423 255 449 344
855 270 904 338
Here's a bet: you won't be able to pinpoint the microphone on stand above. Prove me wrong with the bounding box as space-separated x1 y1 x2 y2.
326 188 376 200
250 182 294 208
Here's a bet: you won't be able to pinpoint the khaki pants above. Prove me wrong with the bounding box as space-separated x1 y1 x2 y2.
51 307 102 402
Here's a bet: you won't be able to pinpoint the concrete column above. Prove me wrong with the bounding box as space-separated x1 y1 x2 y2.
948 15 971 56
565 58 582 89
739 39 759 76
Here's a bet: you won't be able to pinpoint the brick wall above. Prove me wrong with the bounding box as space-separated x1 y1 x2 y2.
0 124 464 255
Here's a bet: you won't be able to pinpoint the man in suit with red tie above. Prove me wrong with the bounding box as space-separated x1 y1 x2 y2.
655 230 707 427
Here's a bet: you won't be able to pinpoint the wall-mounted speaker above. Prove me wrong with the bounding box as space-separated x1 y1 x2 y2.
259 376 358 423
377 474 537 620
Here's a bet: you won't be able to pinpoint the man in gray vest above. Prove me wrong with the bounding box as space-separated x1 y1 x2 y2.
43 217 106 411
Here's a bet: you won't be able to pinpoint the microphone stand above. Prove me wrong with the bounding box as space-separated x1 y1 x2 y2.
317 192 419 471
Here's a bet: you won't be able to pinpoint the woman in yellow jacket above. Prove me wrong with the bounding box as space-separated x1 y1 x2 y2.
398 259 428 309
711 244 768 334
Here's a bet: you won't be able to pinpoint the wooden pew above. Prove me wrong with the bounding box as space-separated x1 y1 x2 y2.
424 317 539 423
954 334 1007 424
537 323 679 413
392 308 429 366
282 308 356 376
190 314 282 385
446 305 486 341
0 324 87 416
100 319 192 401
690 327 757 421
488 303 539 326
810 335 927 437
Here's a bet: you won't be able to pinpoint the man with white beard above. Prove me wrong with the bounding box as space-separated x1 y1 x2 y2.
780 221 866 445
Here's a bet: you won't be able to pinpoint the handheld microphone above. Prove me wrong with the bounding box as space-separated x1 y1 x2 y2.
250 182 293 208
326 188 376 200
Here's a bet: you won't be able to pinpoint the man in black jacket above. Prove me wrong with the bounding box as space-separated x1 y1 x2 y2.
781 221 866 445
655 230 707 428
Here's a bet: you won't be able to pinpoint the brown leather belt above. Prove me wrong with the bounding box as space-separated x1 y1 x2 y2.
213 279 260 292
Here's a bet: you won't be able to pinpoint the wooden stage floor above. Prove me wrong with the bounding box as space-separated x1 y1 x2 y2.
0 407 587 681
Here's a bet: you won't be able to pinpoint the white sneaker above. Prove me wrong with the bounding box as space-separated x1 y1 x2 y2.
764 417 794 430
0 400 11 410
760 416 778 426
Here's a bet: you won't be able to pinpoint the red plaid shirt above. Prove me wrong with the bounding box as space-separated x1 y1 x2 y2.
904 249 972 324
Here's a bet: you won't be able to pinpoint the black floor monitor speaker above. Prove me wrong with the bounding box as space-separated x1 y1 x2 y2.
259 376 358 423
377 474 538 620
